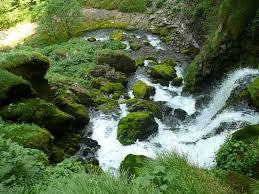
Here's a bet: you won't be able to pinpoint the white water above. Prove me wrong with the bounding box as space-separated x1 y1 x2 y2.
88 65 259 171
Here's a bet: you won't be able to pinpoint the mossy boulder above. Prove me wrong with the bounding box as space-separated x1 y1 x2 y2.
123 99 162 118
120 154 150 177
0 98 74 134
94 97 119 112
97 49 137 74
172 77 183 87
110 30 124 41
135 58 145 67
117 112 158 145
132 80 155 99
163 58 176 67
0 69 33 106
149 64 177 84
53 95 90 127
232 124 259 142
0 51 50 81
130 42 144 51
100 82 124 95
89 65 128 86
0 122 54 154
101 40 127 50
247 77 259 109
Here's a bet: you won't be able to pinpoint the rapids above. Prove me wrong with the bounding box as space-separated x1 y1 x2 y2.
82 29 259 171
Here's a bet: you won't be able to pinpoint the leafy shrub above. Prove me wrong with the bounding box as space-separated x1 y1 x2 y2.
215 140 257 176
0 137 47 193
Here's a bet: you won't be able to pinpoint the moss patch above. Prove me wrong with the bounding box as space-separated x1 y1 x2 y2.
0 69 33 106
132 80 155 99
247 77 259 109
117 112 158 145
110 30 124 41
0 122 54 154
0 98 74 135
149 64 177 81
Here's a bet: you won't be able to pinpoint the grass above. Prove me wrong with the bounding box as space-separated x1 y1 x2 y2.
83 0 147 13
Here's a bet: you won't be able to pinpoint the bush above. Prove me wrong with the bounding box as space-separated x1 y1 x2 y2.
0 137 47 193
215 140 257 176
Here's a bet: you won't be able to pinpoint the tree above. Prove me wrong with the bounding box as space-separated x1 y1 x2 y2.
38 0 82 40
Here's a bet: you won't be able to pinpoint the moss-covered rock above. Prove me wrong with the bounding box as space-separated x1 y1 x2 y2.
130 41 144 51
132 80 155 99
0 98 74 134
149 64 177 84
0 69 33 106
89 65 128 86
0 122 54 154
135 58 145 67
232 124 259 142
53 95 90 127
117 112 158 145
162 58 177 67
247 77 259 109
0 51 50 81
97 49 137 74
125 99 162 118
172 77 183 87
110 30 124 41
120 154 150 177
94 97 119 112
87 37 96 42
100 82 124 95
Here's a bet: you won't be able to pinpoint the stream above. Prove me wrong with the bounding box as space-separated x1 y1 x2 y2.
80 29 259 171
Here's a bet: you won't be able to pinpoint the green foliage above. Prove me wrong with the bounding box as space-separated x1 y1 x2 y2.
83 0 147 13
247 77 259 109
0 137 47 193
38 0 82 40
0 122 53 153
101 40 127 50
136 153 231 194
215 140 257 176
0 0 43 29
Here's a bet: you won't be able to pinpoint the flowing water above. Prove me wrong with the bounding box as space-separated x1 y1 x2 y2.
82 29 259 171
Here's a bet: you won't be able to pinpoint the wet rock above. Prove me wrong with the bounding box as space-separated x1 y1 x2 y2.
87 37 96 42
132 80 156 99
81 137 101 151
174 109 187 121
97 49 137 74
171 77 183 87
117 112 158 145
149 63 177 85
195 95 211 109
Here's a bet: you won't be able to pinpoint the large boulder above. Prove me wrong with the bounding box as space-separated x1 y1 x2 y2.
97 49 137 74
0 69 33 106
88 65 128 86
132 80 155 99
149 64 177 84
0 122 54 154
117 112 158 145
120 154 150 177
0 98 74 135
0 51 50 96
0 51 49 80
122 99 162 118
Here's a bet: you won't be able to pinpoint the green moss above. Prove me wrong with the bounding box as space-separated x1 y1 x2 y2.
117 112 158 145
110 30 124 41
163 58 176 67
0 69 33 105
130 42 144 51
132 80 155 99
0 122 54 154
135 58 145 67
97 49 136 73
184 61 198 92
232 124 259 143
149 64 177 81
0 98 74 134
120 154 150 177
0 51 49 80
94 97 119 112
100 82 124 94
247 77 259 109
123 99 162 118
